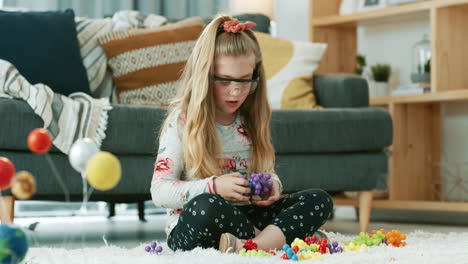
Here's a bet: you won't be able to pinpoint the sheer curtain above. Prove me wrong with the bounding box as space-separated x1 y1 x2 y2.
3 0 229 19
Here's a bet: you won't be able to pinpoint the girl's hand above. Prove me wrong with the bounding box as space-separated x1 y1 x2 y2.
251 180 280 207
213 172 251 203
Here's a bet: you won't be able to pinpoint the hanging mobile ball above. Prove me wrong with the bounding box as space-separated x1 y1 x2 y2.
0 157 15 191
11 171 36 200
86 151 121 191
27 128 52 154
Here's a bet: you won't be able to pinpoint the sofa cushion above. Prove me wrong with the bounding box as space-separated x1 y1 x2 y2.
0 98 391 155
0 9 90 96
271 108 393 153
98 17 204 106
276 153 388 192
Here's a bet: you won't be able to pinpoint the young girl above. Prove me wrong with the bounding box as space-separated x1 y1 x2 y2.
150 14 333 253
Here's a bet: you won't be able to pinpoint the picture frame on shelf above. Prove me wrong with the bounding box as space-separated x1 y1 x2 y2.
357 0 388 12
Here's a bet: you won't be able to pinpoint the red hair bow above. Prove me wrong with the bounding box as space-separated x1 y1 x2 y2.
223 19 257 33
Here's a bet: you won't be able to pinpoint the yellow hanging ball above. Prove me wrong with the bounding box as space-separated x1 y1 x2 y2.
85 151 121 191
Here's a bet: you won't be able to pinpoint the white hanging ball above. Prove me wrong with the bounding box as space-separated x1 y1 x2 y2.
69 138 99 175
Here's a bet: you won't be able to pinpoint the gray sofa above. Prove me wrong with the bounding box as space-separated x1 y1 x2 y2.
0 73 392 230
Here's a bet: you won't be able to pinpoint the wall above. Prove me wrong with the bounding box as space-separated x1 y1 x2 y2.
274 0 309 41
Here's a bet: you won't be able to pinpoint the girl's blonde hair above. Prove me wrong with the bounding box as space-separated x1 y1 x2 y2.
161 14 275 179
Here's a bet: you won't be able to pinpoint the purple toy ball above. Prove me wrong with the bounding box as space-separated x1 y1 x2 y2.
382 238 387 244
336 247 343 253
332 241 338 248
146 241 163 255
155 246 163 253
267 181 273 186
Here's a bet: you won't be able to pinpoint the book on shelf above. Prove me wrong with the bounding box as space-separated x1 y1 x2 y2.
391 85 430 96
388 0 425 6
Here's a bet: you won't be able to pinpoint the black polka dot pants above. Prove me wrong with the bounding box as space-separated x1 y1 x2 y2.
167 189 333 251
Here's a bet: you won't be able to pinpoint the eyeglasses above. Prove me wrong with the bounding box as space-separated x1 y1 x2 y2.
213 76 259 95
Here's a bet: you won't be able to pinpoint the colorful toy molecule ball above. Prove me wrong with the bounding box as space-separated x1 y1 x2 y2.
69 138 99 174
0 157 15 191
243 239 258 250
243 172 273 200
86 151 121 191
11 171 36 200
144 241 163 254
239 249 275 257
0 224 29 264
27 128 52 154
385 230 407 247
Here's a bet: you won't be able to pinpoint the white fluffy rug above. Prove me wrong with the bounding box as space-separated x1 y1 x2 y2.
24 231 468 264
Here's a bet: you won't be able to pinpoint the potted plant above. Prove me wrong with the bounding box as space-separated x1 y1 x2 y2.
370 63 391 96
356 54 366 76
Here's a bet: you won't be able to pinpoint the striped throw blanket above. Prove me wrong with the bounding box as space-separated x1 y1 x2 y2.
0 59 111 154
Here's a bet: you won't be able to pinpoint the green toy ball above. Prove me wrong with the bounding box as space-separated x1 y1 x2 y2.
0 224 28 264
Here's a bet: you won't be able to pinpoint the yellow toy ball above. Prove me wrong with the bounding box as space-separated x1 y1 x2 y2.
85 152 121 191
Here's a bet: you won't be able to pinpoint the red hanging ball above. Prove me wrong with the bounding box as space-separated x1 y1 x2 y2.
0 157 16 191
27 128 52 154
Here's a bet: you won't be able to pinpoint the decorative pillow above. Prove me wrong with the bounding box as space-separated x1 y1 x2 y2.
255 32 327 109
98 17 205 106
0 9 90 96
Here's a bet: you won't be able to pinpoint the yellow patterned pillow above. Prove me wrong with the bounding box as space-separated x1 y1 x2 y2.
98 17 204 106
255 32 327 109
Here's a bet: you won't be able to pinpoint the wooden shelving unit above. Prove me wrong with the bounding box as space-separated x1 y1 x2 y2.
371 90 468 106
310 0 468 212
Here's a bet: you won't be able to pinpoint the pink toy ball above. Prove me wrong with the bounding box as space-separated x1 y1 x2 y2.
27 128 52 154
0 157 16 191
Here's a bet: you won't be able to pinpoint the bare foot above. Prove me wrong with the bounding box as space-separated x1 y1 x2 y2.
236 239 246 252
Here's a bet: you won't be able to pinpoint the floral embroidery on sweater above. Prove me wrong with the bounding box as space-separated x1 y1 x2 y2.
152 157 174 182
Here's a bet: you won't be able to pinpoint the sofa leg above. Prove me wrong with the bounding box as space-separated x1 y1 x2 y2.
358 190 373 233
138 201 146 222
0 195 15 223
108 202 116 218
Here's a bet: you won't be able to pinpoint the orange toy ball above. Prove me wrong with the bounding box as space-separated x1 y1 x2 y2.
0 157 16 191
11 171 36 200
27 128 52 154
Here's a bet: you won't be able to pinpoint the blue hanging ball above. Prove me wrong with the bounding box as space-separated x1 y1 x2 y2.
0 224 29 264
